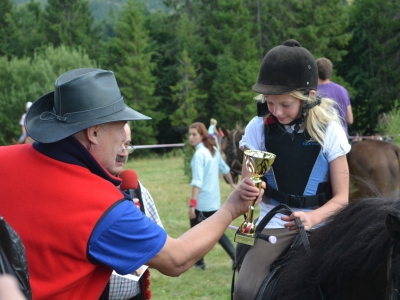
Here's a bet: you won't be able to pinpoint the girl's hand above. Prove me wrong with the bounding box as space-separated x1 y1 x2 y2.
282 211 314 231
188 207 196 220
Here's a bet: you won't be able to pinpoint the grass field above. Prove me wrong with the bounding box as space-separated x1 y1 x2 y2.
125 152 258 299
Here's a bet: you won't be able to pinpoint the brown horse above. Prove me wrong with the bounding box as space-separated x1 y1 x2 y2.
220 126 244 184
347 139 400 200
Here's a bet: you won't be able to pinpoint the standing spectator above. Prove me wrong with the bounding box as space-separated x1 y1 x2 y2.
316 57 353 135
18 102 32 143
189 122 237 270
105 123 163 300
208 118 220 149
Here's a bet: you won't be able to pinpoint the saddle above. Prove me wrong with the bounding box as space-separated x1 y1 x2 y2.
231 204 311 300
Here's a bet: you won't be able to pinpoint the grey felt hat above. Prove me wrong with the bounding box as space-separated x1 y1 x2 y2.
252 39 318 95
25 68 151 143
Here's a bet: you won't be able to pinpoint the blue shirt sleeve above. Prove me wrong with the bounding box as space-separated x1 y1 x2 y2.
191 151 205 189
88 200 167 275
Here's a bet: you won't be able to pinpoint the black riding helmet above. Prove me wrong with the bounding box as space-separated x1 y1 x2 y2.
253 39 318 95
254 40 320 134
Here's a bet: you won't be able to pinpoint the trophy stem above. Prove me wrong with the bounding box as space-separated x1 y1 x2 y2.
239 177 262 236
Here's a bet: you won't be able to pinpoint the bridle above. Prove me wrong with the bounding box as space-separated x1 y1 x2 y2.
225 130 242 177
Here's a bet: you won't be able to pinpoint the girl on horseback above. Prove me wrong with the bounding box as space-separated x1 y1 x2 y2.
234 39 350 300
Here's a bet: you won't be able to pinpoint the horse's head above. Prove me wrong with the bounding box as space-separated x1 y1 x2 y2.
220 126 244 184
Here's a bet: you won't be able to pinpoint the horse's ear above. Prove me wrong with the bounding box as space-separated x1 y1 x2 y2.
385 212 400 242
221 126 230 139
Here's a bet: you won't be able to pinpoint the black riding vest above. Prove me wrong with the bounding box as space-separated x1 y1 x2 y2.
263 117 332 208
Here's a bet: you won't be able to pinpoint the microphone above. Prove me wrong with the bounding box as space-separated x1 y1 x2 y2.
119 170 140 209
120 170 139 190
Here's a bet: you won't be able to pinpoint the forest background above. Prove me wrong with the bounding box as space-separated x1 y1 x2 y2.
1 0 399 148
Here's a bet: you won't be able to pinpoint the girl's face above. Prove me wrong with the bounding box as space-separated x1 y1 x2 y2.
265 94 302 124
189 128 203 147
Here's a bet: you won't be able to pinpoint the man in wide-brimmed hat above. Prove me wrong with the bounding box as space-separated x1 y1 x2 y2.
0 68 263 299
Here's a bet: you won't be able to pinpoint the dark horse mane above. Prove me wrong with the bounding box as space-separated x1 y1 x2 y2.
274 198 400 300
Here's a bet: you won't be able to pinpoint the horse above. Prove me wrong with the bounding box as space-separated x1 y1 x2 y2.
347 139 400 200
220 126 244 184
270 197 400 300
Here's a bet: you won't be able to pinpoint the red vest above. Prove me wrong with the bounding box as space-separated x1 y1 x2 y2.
0 144 124 299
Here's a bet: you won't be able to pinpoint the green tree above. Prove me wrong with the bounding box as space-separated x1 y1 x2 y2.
44 0 101 59
339 0 400 134
198 0 259 127
0 45 97 145
212 49 259 129
170 49 207 128
15 0 46 57
0 0 23 57
244 0 351 61
102 0 160 146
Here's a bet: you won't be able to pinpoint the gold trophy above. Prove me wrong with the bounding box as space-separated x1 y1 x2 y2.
234 150 276 246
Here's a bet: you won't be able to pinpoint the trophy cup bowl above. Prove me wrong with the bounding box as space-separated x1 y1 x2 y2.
234 150 276 246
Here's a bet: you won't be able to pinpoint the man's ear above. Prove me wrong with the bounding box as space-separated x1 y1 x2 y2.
86 125 100 145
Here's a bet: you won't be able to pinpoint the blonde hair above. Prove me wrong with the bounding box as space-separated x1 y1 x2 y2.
255 91 341 146
210 118 217 126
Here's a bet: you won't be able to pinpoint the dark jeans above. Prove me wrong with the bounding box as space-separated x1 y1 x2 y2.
190 209 236 265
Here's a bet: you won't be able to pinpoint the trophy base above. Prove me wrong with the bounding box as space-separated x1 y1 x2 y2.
234 230 256 246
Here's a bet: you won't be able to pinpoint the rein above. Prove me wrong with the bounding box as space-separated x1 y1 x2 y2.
388 242 400 300
227 130 242 175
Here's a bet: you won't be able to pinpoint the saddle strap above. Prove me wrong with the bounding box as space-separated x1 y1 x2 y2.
256 204 311 255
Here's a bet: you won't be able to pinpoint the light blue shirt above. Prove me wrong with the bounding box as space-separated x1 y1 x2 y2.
191 142 230 211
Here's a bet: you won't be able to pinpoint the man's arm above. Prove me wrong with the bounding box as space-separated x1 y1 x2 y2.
346 105 354 125
147 178 263 276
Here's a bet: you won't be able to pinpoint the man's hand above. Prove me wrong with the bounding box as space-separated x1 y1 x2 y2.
223 177 265 220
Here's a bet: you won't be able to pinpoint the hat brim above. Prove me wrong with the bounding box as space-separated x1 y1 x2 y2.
252 83 299 95
26 91 151 143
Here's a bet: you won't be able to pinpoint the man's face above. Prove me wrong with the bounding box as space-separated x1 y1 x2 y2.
91 121 127 173
106 123 131 176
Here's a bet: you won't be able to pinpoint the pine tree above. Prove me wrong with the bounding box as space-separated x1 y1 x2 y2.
339 0 400 133
103 0 159 146
244 0 352 61
211 48 259 129
0 0 23 57
170 49 207 128
44 0 100 59
198 0 259 128
16 1 46 57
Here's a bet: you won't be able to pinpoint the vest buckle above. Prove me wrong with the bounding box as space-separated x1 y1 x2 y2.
287 194 306 208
